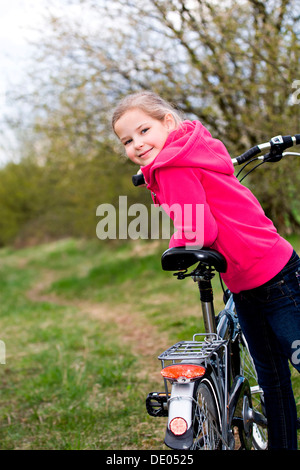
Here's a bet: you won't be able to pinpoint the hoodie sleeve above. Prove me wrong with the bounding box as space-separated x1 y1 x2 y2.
155 166 218 248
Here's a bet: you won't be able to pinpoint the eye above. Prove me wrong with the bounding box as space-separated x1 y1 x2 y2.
124 138 132 146
141 127 149 134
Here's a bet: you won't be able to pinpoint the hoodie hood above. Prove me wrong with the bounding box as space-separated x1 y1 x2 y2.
142 120 234 188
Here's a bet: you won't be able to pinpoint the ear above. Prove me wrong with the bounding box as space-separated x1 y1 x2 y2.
163 113 177 132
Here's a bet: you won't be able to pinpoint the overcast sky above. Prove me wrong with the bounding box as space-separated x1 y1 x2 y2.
0 1 46 162
0 0 97 101
0 0 77 163
0 0 98 117
0 0 43 101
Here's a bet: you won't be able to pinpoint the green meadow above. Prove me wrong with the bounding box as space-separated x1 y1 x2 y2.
0 238 299 449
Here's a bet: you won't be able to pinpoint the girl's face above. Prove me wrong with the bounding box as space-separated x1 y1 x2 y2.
114 108 176 166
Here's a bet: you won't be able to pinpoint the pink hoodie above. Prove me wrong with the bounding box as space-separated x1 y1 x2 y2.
141 120 293 293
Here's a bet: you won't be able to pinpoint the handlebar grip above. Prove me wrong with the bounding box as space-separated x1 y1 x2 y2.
234 134 299 166
235 145 261 164
132 173 146 186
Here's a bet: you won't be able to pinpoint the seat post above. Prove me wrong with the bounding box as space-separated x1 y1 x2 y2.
197 278 217 335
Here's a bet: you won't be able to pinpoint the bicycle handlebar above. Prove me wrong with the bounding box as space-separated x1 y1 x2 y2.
132 173 146 186
132 134 300 186
233 134 300 165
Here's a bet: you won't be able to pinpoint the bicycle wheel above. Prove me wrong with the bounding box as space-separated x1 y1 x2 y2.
239 333 268 450
190 374 222 450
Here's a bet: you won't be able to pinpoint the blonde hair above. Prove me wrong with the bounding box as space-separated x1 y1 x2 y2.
112 91 184 131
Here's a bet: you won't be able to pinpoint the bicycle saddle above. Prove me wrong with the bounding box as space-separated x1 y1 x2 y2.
161 247 227 273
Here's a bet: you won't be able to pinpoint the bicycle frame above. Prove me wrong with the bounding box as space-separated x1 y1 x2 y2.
157 261 255 450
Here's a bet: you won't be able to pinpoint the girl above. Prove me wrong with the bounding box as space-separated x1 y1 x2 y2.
112 90 300 449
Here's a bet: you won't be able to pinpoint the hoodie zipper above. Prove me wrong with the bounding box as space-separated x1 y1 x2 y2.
151 192 159 205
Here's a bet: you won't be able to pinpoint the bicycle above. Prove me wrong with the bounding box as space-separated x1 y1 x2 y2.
133 133 300 450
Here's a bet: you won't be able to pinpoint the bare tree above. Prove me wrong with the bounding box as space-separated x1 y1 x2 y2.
6 0 300 233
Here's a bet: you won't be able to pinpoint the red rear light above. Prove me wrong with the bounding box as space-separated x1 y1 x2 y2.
169 417 188 436
161 364 205 381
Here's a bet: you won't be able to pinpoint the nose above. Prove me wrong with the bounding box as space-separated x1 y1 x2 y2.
134 138 144 150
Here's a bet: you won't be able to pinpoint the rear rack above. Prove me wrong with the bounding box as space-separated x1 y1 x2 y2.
157 334 229 417
158 333 227 368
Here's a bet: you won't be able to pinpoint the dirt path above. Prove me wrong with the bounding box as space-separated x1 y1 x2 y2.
26 270 169 380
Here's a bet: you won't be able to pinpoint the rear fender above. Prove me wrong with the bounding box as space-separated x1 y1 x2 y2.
164 382 195 450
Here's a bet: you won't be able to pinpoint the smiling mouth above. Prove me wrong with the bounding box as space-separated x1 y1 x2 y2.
138 148 153 158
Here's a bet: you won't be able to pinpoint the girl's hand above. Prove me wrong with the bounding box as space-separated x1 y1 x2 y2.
137 168 147 187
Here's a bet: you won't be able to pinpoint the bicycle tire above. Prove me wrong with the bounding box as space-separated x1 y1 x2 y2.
239 333 268 450
190 373 222 450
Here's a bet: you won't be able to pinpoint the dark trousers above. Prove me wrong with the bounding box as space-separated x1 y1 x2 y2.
233 250 300 449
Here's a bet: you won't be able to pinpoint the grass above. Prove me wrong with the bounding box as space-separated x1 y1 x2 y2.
0 237 299 449
0 239 172 450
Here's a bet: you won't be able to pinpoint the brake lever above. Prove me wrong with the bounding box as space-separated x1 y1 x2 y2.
262 151 283 163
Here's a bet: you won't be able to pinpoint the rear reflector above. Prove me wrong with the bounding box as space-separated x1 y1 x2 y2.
169 417 188 436
161 364 205 381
